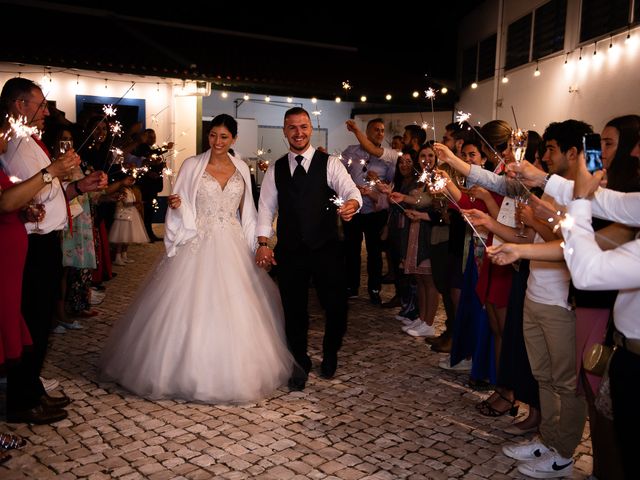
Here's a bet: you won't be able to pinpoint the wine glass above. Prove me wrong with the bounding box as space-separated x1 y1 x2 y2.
59 140 73 155
28 197 45 233
511 129 528 165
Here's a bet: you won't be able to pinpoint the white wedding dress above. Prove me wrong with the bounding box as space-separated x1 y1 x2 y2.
100 170 293 403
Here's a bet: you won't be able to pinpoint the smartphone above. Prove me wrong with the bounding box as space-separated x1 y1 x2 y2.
583 133 603 173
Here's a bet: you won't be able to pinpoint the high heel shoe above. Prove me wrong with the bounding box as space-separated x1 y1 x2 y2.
477 392 519 417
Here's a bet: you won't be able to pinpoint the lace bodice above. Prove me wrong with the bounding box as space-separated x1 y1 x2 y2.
195 169 244 236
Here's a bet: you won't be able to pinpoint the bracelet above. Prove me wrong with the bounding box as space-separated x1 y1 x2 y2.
257 242 269 248
74 180 85 195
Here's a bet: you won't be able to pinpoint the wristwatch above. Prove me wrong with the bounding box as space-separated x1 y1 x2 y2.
41 168 53 183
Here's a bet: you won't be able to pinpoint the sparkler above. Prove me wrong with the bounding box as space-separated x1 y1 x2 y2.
330 195 345 208
425 88 437 142
6 115 40 139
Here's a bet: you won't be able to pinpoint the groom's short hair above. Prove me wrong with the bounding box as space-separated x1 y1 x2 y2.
284 107 310 124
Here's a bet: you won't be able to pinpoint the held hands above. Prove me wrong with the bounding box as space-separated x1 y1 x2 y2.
573 151 605 200
338 199 359 222
255 246 276 270
487 243 521 265
168 194 181 209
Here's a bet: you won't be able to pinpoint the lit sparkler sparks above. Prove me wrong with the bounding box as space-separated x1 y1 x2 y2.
342 81 352 92
103 105 117 117
456 111 471 126
7 115 40 139
330 195 345 208
110 120 123 137
425 88 436 99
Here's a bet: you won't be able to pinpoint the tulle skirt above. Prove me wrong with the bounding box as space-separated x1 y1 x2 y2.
100 224 293 403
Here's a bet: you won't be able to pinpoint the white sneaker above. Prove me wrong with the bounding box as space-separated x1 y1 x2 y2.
90 290 105 305
406 322 436 337
517 449 573 478
51 325 66 334
40 377 59 392
439 357 472 372
401 318 423 332
502 441 549 461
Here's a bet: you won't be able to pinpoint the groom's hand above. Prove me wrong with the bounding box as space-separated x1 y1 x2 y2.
255 245 277 270
338 199 359 222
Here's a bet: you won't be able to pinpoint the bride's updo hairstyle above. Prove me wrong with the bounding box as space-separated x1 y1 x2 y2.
210 114 238 138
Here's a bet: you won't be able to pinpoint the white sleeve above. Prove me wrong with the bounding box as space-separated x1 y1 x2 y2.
256 164 278 238
380 147 400 163
547 175 640 227
562 199 640 290
327 156 363 207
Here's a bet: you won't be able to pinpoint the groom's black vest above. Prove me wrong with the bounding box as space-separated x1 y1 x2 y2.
274 150 339 251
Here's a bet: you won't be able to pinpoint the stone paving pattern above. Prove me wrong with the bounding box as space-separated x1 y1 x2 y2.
1 240 593 479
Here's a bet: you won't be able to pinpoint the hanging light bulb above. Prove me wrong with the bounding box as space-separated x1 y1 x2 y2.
360 95 367 102
385 94 392 101
534 61 541 77
502 76 509 83
579 47 583 61
286 97 293 103
412 91 420 98
335 97 341 103
311 97 318 104
221 91 228 98
441 87 448 94
471 82 478 89
243 94 250 101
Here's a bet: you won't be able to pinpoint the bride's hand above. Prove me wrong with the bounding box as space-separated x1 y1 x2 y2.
255 245 277 270
168 194 181 209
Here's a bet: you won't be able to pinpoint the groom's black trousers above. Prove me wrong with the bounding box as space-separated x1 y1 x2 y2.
275 241 348 371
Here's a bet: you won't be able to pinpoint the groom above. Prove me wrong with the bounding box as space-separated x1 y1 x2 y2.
256 107 361 391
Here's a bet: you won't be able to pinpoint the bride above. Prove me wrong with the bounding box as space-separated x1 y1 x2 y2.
100 114 293 403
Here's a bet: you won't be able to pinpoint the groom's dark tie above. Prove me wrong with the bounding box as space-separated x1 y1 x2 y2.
292 154 306 188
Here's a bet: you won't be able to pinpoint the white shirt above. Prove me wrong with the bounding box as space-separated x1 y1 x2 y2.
256 146 362 238
545 174 640 227
562 199 640 340
0 136 67 234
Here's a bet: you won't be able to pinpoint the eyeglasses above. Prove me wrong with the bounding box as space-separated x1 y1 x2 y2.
20 98 49 110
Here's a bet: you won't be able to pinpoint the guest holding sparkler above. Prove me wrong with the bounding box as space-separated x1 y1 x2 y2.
101 114 294 403
256 107 361 391
0 78 106 425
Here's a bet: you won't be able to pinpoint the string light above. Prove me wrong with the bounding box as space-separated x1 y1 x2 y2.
441 87 448 94
593 41 597 56
221 91 228 98
286 97 293 103
609 34 613 49
360 95 367 102
311 97 317 104
264 95 271 102
412 91 420 98
385 94 392 101
335 97 341 103
579 47 583 61
471 82 478 89
502 75 509 83
243 93 250 101
533 61 541 77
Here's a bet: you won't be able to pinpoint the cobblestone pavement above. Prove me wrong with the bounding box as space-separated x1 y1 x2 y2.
1 240 593 479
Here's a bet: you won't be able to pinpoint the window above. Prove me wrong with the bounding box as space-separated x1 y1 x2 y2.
461 44 477 87
533 0 567 59
459 34 496 87
478 34 497 80
506 13 533 70
580 0 630 42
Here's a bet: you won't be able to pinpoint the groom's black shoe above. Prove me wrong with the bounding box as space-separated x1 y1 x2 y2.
288 364 309 392
287 376 306 392
320 353 338 379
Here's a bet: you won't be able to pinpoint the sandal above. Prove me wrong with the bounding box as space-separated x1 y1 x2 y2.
0 432 26 451
477 392 518 417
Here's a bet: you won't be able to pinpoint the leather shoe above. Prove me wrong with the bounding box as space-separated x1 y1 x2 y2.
287 376 306 391
7 405 68 424
320 353 337 379
41 392 71 409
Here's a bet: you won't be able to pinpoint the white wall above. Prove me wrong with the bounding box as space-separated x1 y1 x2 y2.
203 91 356 156
457 0 640 133
355 111 454 146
